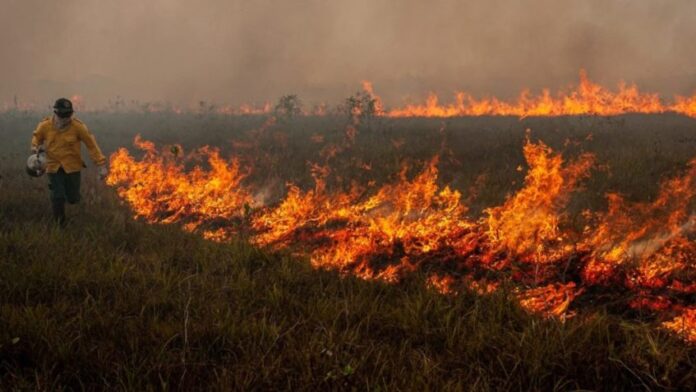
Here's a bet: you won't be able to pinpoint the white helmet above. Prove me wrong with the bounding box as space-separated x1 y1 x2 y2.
26 151 47 177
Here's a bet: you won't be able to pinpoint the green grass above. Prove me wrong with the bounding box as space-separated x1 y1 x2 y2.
2 111 696 390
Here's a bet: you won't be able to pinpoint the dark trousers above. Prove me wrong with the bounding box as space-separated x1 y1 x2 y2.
48 168 81 224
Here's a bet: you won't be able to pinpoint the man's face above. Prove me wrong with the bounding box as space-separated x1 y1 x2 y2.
53 113 73 129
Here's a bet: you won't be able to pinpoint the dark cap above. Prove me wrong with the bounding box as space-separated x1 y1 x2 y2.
53 98 74 118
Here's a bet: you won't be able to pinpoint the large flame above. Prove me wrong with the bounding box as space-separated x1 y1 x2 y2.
108 135 696 342
485 139 594 263
107 136 254 240
252 157 476 282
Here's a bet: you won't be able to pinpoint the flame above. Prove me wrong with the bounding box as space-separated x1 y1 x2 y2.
428 274 499 296
252 157 476 282
9 70 696 118
671 95 696 118
581 160 696 289
109 135 696 341
361 80 385 115
517 282 584 319
385 70 696 118
106 136 254 238
485 138 594 263
663 308 696 343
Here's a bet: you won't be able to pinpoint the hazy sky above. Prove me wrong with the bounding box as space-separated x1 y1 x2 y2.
3 0 696 107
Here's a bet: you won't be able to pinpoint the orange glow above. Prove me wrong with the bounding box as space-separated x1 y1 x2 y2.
216 102 272 115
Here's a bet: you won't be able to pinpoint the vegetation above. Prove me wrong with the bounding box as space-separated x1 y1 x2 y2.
274 94 303 120
344 90 381 123
1 111 696 390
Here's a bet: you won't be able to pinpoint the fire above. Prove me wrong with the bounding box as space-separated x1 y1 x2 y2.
517 282 583 319
579 160 696 309
250 163 362 247
106 136 254 239
235 102 272 115
485 138 594 263
9 70 696 118
360 81 385 115
109 135 696 342
671 95 696 118
663 308 696 343
252 157 476 282
385 70 696 118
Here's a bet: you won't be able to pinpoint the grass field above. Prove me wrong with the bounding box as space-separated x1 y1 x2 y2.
2 111 696 390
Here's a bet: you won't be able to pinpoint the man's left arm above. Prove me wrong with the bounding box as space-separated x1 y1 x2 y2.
77 124 107 167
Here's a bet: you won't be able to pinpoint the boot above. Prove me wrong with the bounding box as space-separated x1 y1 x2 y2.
52 199 66 227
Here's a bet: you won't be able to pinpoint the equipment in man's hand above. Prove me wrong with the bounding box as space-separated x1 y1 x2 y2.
26 150 47 177
98 166 108 181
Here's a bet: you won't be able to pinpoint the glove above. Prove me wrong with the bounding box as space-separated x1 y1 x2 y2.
98 166 108 181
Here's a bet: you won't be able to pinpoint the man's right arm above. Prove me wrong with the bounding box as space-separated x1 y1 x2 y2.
31 123 45 153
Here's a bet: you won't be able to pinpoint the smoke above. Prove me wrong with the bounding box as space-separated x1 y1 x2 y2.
2 0 696 107
624 216 696 261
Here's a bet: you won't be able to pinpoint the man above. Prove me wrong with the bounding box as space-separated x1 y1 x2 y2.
31 98 108 226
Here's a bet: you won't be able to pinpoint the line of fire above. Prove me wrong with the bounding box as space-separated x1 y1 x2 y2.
105 115 696 343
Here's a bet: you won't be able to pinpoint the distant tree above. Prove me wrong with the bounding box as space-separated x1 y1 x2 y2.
344 90 380 124
108 96 126 112
274 94 303 119
197 100 216 117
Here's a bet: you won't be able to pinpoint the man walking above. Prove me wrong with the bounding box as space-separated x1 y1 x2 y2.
31 98 108 225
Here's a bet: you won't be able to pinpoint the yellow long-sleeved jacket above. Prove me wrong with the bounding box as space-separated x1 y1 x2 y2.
31 117 106 174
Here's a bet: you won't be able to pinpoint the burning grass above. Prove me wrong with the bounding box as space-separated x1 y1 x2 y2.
107 131 696 344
